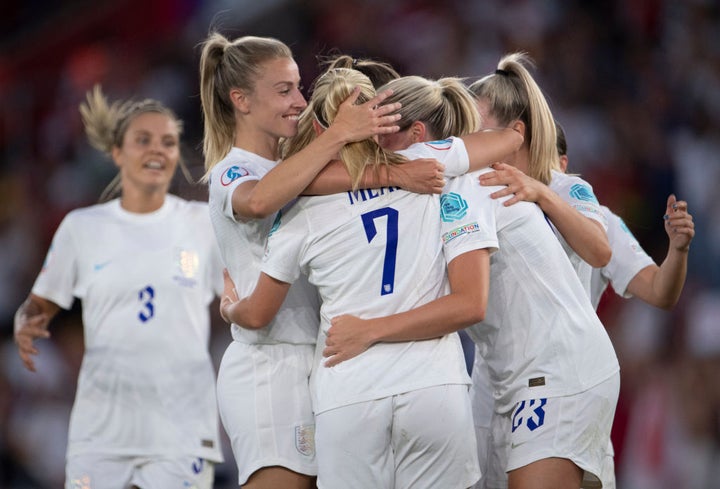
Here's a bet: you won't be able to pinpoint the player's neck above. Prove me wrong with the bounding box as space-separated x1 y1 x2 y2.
119 186 167 213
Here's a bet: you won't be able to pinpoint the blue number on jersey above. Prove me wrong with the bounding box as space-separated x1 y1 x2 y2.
361 207 399 295
511 398 547 432
138 285 155 322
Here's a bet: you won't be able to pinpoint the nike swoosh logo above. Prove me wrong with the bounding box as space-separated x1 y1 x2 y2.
93 261 111 271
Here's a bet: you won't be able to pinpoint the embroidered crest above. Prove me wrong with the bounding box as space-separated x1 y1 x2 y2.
177 249 199 278
440 192 469 222
295 424 316 457
569 183 599 204
220 165 250 186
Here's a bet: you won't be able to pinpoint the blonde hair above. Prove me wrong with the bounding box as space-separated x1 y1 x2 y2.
282 68 406 190
379 76 480 140
319 53 400 88
199 33 293 178
79 84 184 201
468 52 559 184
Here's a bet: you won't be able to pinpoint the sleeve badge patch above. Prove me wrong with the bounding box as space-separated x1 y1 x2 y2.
440 192 469 222
221 166 250 186
569 183 599 204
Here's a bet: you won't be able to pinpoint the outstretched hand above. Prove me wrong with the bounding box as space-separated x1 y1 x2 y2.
220 268 239 324
663 194 694 252
323 314 375 367
478 162 546 206
330 87 403 143
14 304 51 372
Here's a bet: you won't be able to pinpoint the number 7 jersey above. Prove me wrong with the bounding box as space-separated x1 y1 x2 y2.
261 138 496 414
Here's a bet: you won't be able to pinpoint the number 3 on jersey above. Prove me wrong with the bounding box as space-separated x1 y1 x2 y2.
138 285 155 322
361 207 398 295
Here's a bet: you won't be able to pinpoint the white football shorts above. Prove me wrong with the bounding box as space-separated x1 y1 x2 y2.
216 341 316 486
315 383 480 489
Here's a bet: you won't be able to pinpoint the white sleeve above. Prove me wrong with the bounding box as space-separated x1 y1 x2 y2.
602 209 655 298
211 163 261 222
440 172 499 264
260 204 307 285
204 216 226 298
550 173 608 230
399 137 470 177
31 215 78 310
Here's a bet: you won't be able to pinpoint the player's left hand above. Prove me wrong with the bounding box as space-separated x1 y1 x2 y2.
478 162 547 206
323 315 374 367
663 194 694 252
220 269 239 324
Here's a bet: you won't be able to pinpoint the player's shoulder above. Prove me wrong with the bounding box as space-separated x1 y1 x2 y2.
63 199 117 223
211 148 273 182
550 170 599 204
550 169 595 188
167 195 211 220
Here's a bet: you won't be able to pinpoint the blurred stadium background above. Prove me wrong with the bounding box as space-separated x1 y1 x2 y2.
1 0 718 487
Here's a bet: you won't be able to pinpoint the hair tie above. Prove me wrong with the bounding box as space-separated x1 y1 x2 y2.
495 69 509 76
352 58 359 67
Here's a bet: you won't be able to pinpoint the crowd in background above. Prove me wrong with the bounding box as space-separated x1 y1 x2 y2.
0 0 718 487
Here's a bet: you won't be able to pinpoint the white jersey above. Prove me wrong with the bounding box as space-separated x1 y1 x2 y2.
458 175 620 413
548 170 608 298
589 206 655 309
207 147 320 345
262 138 491 414
32 195 224 462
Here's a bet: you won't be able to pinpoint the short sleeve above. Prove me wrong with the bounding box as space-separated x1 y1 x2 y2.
399 137 470 178
211 163 261 222
260 204 307 285
550 172 608 230
31 215 79 310
602 209 655 297
440 172 499 264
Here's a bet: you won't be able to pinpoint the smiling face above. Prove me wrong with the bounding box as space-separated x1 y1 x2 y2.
243 57 308 140
112 112 180 195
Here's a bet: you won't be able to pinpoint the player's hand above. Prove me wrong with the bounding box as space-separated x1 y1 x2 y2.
323 315 375 367
14 305 51 372
392 158 446 194
663 194 694 252
478 162 546 206
330 87 402 143
220 268 239 324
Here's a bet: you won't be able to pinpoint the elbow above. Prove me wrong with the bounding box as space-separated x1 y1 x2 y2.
587 245 612 268
242 313 273 330
654 296 678 311
465 303 486 325
243 197 275 219
228 309 272 330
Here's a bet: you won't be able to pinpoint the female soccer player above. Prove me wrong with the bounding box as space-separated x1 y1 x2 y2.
13 86 224 488
219 66 525 489
322 73 622 489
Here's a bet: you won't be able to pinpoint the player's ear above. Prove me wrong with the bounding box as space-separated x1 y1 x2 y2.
559 154 569 172
510 120 525 139
312 118 325 137
409 121 427 143
111 146 122 169
230 88 250 114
